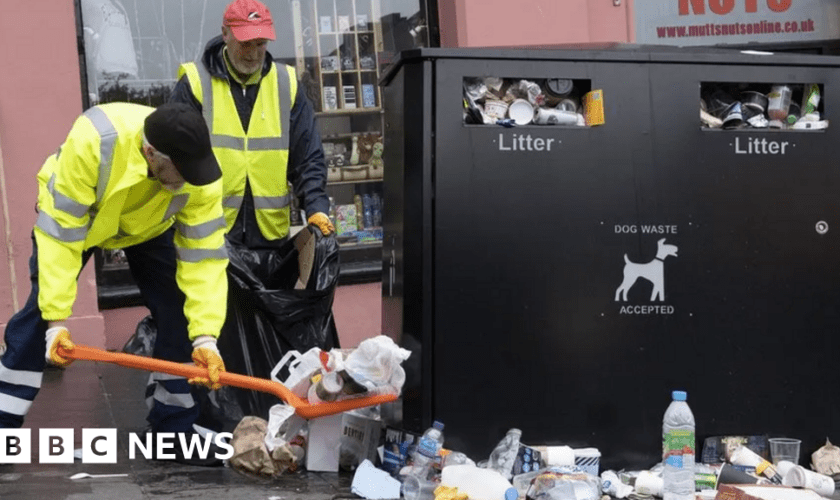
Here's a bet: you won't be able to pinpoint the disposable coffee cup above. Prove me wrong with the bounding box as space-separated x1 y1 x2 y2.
782 465 835 497
557 98 578 113
508 99 534 125
730 445 782 484
729 445 763 468
769 438 801 465
717 463 760 486
534 107 578 125
484 99 509 120
635 470 663 497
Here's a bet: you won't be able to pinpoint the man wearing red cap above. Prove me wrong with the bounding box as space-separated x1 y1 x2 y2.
170 0 334 251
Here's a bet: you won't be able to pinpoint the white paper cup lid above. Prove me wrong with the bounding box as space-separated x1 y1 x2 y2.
508 99 534 125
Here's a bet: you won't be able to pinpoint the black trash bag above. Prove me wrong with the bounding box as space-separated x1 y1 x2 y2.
123 315 157 357
124 226 342 431
216 226 342 422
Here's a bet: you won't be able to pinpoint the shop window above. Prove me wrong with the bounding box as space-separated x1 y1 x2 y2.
462 77 601 127
700 82 827 131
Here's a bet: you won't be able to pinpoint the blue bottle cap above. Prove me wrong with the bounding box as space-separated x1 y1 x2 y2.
672 390 687 401
504 487 519 500
433 420 444 430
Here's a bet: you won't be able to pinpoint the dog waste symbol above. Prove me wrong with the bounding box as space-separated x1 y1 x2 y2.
615 238 678 302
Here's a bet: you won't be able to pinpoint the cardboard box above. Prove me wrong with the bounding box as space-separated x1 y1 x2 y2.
715 484 825 500
336 205 358 235
306 413 343 472
340 412 383 471
382 426 421 475
513 444 543 475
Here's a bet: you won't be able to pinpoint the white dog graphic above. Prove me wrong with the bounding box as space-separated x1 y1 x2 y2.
615 238 678 302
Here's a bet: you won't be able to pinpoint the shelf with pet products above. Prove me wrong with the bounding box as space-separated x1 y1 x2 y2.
309 0 383 113
291 0 386 283
322 131 384 184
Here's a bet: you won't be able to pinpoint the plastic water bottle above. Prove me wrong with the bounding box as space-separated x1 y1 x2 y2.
362 193 373 228
488 428 522 480
410 420 445 480
663 390 695 500
371 193 382 227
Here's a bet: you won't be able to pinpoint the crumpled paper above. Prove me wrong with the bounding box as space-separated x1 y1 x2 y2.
229 414 305 477
812 438 840 476
350 459 401 499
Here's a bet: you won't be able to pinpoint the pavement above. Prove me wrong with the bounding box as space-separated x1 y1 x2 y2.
2 360 363 500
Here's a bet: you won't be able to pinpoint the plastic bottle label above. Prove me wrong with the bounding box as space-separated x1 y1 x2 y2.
418 437 438 459
663 429 695 468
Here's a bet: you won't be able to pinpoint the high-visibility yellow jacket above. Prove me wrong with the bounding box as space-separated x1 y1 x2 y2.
177 60 298 241
34 102 228 340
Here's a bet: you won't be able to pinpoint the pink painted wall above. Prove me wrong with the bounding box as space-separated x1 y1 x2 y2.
438 0 635 48
0 2 105 346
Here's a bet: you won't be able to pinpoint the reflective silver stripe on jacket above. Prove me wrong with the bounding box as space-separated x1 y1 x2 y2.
276 63 292 148
175 216 226 239
35 211 88 242
248 137 285 150
47 173 89 218
253 194 291 209
223 195 243 209
175 245 228 263
82 106 118 205
211 135 244 150
196 62 290 150
162 194 189 222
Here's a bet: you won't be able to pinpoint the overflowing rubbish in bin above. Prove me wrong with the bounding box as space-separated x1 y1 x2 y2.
700 82 827 130
463 76 604 127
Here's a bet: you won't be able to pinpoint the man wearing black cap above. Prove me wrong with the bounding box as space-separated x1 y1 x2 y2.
0 102 229 464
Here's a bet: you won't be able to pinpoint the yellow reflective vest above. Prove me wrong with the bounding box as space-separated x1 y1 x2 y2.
178 61 298 241
34 103 228 340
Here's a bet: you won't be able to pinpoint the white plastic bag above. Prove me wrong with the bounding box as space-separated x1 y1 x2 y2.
263 403 307 473
271 347 324 397
265 403 306 453
343 336 412 395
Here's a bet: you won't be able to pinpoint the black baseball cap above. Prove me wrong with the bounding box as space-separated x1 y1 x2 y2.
144 103 222 186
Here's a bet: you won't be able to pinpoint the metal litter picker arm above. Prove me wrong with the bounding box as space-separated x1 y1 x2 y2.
58 344 398 419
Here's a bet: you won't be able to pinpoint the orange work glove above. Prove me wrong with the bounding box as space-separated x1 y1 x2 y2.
307 212 335 236
189 336 225 390
45 326 75 368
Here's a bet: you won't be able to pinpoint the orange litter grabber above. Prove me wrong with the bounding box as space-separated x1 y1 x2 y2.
57 344 398 419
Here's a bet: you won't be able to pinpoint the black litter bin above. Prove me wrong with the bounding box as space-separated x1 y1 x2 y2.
381 46 840 469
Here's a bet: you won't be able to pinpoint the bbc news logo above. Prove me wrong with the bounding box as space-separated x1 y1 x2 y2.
0 429 234 463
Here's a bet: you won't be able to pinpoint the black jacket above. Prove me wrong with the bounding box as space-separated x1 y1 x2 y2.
169 35 329 249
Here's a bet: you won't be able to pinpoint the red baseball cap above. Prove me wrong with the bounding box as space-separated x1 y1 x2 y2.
223 0 276 41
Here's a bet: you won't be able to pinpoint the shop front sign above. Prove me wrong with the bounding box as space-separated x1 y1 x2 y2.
635 0 840 46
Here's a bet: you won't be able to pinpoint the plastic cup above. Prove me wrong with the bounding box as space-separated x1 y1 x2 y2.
769 438 801 466
717 463 760 486
403 476 436 500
